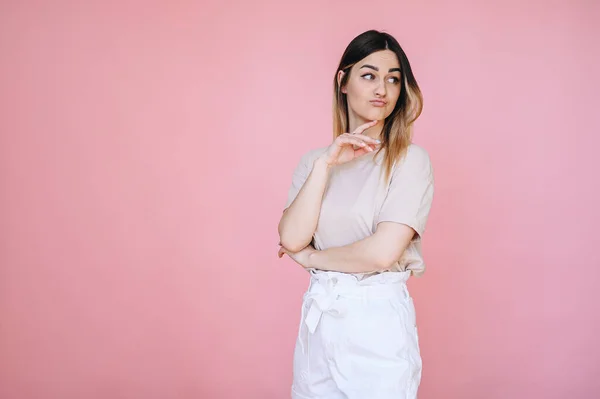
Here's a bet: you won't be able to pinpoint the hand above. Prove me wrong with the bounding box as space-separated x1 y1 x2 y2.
278 243 316 269
318 120 382 166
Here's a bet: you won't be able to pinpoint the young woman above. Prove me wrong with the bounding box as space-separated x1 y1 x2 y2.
277 29 435 399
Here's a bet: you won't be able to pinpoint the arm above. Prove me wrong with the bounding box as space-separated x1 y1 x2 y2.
306 222 416 273
281 145 434 273
278 157 331 252
309 145 434 273
279 123 381 253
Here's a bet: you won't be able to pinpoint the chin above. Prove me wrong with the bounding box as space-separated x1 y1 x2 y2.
357 109 385 122
369 111 387 121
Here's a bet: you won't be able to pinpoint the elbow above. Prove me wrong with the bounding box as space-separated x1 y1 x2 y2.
278 226 309 252
279 235 309 253
373 253 399 271
278 218 311 252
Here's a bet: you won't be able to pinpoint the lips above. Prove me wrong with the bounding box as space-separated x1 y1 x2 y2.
370 100 387 107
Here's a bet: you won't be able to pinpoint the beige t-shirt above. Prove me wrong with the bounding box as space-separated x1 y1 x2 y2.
283 143 435 277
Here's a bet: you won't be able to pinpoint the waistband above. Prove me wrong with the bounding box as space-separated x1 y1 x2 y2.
309 269 410 288
301 270 411 343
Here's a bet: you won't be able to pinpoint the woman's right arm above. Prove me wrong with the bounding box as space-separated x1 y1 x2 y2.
278 120 381 252
278 156 331 253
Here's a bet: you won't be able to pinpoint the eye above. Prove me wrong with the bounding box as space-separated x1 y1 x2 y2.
362 73 400 84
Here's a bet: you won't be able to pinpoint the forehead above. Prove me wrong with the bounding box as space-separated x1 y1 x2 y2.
357 50 400 70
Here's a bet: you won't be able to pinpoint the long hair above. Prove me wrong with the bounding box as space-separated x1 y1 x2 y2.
332 30 423 184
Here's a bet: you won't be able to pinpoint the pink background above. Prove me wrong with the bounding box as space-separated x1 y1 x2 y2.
1 1 599 398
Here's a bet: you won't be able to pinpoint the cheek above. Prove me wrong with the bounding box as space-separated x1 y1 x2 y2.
387 87 401 105
346 83 368 101
346 88 370 110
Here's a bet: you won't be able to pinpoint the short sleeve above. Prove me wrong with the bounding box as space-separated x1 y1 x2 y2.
376 145 435 239
283 150 312 211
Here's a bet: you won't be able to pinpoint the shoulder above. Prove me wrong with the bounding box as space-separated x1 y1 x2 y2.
394 143 434 176
406 143 431 164
298 145 329 167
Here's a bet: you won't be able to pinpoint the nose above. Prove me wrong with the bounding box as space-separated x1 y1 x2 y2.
374 80 387 97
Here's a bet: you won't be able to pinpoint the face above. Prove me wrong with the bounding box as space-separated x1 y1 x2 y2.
338 50 402 123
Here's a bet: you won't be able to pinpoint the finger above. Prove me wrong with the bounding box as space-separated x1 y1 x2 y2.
351 120 378 135
354 145 373 154
352 147 370 157
350 140 378 154
341 132 380 145
338 135 367 145
338 136 376 149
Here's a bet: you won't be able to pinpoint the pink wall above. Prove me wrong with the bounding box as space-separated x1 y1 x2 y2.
1 1 599 398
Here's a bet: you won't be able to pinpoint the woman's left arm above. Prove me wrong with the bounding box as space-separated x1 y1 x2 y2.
278 222 415 273
307 222 415 272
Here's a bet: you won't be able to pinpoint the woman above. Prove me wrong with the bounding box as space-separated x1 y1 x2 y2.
277 29 435 399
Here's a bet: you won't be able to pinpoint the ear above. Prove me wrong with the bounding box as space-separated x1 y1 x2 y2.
337 70 347 94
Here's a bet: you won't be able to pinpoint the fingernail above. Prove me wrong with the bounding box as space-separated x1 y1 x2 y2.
375 139 381 143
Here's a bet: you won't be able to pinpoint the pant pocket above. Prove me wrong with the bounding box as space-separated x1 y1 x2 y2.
292 301 311 390
389 297 421 353
389 298 422 396
295 299 309 353
407 296 417 328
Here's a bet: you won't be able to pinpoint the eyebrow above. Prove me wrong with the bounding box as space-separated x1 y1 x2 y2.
360 64 401 73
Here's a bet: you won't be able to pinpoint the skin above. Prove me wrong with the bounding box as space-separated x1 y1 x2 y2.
339 49 403 141
278 49 417 273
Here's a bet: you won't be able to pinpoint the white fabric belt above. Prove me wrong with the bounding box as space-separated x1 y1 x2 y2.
299 270 411 353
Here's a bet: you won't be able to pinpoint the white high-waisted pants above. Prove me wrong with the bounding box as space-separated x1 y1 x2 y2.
291 270 422 399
